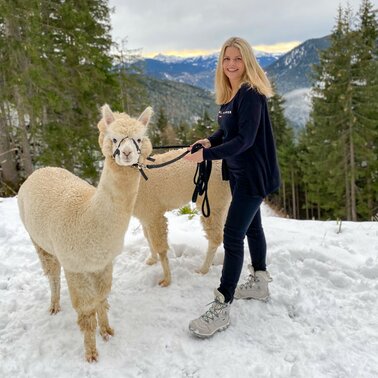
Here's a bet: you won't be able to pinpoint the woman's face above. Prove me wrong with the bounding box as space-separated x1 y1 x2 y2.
222 46 245 86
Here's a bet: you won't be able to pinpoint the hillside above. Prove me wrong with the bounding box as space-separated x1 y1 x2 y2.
136 38 332 129
141 76 219 125
134 36 333 130
266 36 331 94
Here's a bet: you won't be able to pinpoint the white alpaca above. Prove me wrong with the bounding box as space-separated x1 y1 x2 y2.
134 151 231 286
17 105 153 362
99 124 232 286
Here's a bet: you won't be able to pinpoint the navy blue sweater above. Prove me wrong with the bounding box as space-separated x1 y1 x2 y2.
203 84 280 197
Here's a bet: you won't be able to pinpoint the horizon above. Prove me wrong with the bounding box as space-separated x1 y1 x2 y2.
141 41 302 58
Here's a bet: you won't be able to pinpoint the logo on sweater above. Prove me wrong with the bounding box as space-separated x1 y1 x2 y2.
218 110 232 118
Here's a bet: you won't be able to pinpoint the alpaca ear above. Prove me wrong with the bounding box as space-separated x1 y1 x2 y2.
101 104 115 126
138 106 153 127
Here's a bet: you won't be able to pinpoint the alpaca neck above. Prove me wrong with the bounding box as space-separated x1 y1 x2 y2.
93 157 141 217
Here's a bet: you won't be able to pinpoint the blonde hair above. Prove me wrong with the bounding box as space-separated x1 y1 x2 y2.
215 37 273 104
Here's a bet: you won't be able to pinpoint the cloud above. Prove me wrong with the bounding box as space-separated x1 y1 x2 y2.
109 0 365 55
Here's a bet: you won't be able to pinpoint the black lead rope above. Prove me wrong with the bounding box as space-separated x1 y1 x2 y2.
152 145 190 149
132 150 190 180
146 150 189 169
190 144 212 218
132 143 212 218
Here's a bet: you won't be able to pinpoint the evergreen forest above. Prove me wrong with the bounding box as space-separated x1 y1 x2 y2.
0 0 377 221
269 0 378 221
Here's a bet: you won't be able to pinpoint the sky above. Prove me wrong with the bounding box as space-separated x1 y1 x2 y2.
108 0 369 57
1 197 378 377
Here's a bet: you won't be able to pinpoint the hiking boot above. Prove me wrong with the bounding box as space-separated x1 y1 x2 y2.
189 289 231 338
234 265 272 301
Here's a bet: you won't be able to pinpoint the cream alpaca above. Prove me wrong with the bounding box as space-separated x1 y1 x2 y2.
98 123 232 286
17 105 153 362
134 151 231 286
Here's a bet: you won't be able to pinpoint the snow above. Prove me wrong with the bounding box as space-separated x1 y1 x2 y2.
283 87 312 133
1 197 378 377
153 53 185 63
152 51 281 65
254 49 282 59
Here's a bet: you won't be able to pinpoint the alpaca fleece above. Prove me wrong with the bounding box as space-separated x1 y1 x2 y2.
17 105 153 362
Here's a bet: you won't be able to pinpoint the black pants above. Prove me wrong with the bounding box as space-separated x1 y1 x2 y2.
218 175 266 303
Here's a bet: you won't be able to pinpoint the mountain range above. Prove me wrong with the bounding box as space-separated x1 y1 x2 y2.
266 36 331 94
139 36 331 131
142 51 281 92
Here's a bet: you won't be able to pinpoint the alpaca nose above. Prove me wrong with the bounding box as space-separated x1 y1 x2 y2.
123 151 131 157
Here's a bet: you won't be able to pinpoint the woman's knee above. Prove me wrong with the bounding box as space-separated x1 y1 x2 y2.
246 226 265 239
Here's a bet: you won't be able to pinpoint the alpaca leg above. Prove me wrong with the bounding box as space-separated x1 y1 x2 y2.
95 264 114 341
78 310 98 363
197 208 226 274
65 270 99 362
196 240 221 274
143 225 158 265
33 241 61 314
143 218 171 287
97 299 114 341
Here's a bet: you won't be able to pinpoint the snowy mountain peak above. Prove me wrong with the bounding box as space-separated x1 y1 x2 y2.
143 51 281 93
152 50 280 63
254 49 282 59
153 54 186 63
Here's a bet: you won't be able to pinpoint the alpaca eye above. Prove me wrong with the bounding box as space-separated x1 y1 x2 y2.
112 138 117 143
137 139 141 143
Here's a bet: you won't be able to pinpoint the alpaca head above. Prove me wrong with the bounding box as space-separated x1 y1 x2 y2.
98 105 153 166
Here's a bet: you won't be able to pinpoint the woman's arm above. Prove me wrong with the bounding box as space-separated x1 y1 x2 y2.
204 90 262 161
207 128 224 147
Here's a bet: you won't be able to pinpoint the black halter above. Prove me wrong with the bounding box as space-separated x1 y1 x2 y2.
112 135 150 179
113 139 211 217
113 136 141 159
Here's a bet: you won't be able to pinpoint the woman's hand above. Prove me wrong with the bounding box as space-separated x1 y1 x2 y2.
184 148 204 163
188 138 211 151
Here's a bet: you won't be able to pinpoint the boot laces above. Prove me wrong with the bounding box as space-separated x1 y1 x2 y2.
239 274 256 290
201 300 227 323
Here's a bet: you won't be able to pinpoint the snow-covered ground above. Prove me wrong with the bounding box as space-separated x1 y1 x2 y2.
0 197 377 378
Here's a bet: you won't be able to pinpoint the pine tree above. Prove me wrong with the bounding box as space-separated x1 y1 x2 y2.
36 0 117 181
0 103 19 195
0 6 19 194
149 106 167 146
0 0 119 193
190 109 216 142
351 0 378 219
0 0 42 180
306 2 378 220
176 120 191 145
297 122 326 219
112 38 148 115
306 6 356 220
268 89 297 217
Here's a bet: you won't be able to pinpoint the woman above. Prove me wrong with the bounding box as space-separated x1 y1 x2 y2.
184 36 280 338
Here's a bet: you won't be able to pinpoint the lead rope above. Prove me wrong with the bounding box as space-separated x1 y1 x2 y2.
190 144 212 218
132 150 190 181
131 142 212 218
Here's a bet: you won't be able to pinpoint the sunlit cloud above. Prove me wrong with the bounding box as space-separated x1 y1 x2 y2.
142 41 302 58
253 41 302 54
143 49 219 58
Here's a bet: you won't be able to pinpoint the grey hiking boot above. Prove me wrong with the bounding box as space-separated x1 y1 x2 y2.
189 289 230 338
234 265 272 301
